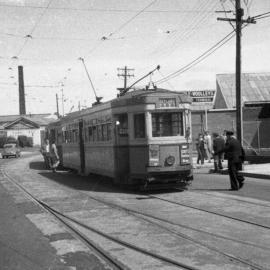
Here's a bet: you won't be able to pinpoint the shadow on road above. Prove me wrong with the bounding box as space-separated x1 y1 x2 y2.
29 161 184 195
191 188 230 192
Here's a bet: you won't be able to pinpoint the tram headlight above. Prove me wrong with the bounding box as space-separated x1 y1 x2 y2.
165 155 175 166
149 144 160 166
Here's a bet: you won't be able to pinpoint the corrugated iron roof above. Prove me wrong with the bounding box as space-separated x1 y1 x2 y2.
216 73 270 108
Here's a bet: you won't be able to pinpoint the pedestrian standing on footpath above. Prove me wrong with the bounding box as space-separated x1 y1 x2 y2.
50 140 60 173
220 130 245 190
196 133 205 165
204 131 212 163
40 139 51 169
212 132 225 172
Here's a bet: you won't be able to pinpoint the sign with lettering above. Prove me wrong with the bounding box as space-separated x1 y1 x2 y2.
182 90 215 103
159 98 176 108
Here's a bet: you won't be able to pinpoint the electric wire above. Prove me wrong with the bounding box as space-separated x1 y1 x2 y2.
16 0 54 57
150 0 217 61
155 24 249 85
220 0 235 31
0 3 216 13
167 0 215 55
155 29 237 84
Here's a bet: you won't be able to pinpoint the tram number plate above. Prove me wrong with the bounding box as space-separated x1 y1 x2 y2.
159 98 176 108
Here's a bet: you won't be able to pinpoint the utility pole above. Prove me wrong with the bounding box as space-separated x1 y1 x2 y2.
61 88 64 116
217 0 256 144
235 0 243 144
117 66 134 94
56 93 60 118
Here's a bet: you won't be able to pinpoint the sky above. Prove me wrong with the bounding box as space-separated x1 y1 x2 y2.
0 0 270 116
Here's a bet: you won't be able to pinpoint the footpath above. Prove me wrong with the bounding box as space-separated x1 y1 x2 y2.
193 157 270 180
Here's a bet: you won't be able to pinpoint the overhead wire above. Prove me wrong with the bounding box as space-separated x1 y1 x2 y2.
149 0 213 60
159 0 218 59
155 24 249 85
58 0 159 107
0 3 217 13
220 0 235 31
15 0 54 57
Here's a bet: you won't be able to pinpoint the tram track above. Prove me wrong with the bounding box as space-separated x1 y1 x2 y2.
188 189 270 208
1 167 201 270
149 194 270 230
2 161 270 270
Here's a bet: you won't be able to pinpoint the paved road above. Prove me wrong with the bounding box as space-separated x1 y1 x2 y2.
192 167 270 202
1 153 270 270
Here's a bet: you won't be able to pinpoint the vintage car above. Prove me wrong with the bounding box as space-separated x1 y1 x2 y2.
2 143 21 158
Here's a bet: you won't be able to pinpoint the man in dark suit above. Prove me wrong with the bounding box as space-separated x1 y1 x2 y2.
222 130 245 190
212 132 225 172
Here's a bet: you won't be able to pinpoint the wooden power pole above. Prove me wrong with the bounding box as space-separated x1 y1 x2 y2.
217 0 256 144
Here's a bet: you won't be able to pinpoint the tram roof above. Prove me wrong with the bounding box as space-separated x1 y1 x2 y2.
57 88 191 123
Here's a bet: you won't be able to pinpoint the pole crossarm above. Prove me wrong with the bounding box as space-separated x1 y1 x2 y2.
217 17 256 23
120 65 160 96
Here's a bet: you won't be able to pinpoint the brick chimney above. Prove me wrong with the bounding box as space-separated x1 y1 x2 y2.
18 65 26 115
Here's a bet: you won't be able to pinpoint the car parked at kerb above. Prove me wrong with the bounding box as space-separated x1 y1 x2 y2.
2 143 21 158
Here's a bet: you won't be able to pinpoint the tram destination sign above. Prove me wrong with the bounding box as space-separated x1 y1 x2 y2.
182 90 215 103
159 98 176 108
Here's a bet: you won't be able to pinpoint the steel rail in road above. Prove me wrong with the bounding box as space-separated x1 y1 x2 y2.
0 167 126 270
1 168 200 270
149 194 270 230
1 162 269 270
187 189 270 208
75 189 270 252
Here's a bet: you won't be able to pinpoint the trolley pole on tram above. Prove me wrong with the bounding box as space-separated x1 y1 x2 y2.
217 0 256 144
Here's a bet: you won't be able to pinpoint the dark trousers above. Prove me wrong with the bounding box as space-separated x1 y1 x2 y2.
228 160 245 190
197 149 205 164
214 153 223 171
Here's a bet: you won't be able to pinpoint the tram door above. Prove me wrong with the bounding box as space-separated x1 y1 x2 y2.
114 113 130 183
79 120 85 174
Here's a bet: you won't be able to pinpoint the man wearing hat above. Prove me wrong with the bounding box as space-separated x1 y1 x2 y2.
222 130 245 190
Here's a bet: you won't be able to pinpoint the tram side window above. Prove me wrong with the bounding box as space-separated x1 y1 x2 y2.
134 114 145 138
107 123 112 140
88 126 93 141
73 129 78 143
97 125 102 141
152 112 183 137
116 113 128 137
92 126 97 141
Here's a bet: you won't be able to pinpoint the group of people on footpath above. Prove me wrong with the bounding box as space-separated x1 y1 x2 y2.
196 130 245 191
40 139 60 173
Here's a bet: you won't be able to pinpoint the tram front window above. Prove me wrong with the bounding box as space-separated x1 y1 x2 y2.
152 112 183 137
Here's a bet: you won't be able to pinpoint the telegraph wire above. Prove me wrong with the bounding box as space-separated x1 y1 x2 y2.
159 0 218 58
156 30 235 83
220 0 235 31
155 25 249 84
252 11 270 19
170 0 213 48
106 0 158 38
254 15 270 21
0 3 217 13
16 0 54 57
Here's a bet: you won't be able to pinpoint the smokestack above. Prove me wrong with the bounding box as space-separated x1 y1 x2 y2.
18 65 26 115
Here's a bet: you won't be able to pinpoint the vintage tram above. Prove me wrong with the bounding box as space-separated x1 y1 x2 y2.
46 88 193 189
